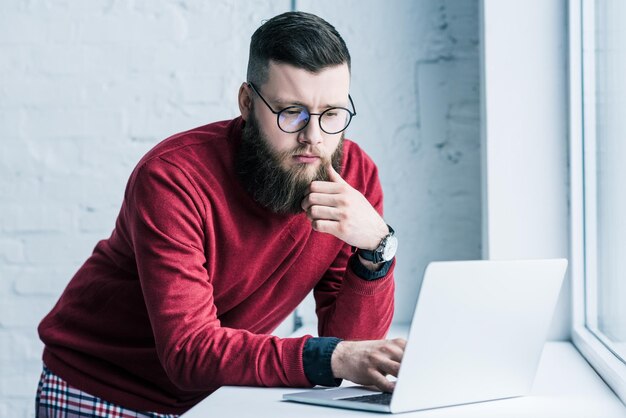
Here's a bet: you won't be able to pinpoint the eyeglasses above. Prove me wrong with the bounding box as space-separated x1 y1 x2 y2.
247 82 357 135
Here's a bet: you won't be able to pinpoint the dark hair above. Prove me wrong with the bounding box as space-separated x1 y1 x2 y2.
246 11 351 86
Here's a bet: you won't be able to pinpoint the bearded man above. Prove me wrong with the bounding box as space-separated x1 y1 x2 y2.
37 11 403 418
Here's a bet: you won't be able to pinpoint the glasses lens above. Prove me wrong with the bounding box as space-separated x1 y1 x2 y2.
321 108 351 134
278 107 310 133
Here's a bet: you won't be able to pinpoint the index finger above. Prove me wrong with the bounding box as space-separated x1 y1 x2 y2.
391 338 407 349
380 341 405 363
325 162 348 185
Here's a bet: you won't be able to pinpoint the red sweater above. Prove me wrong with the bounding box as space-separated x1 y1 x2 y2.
38 117 395 415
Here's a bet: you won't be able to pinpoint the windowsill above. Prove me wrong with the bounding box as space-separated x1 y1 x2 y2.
183 325 626 417
572 325 626 404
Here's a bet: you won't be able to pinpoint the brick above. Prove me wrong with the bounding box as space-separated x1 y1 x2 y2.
0 400 32 418
0 139 34 173
22 233 101 264
34 174 124 209
46 17 78 44
0 76 84 107
0 45 35 76
0 329 42 363
22 176 80 206
0 267 13 295
76 79 125 108
0 109 25 138
22 107 124 140
78 206 118 233
0 296 55 328
77 176 127 208
0 177 43 208
40 0 123 15
9 3 84 41
128 109 198 142
0 0 30 13
80 45 130 79
0 370 41 398
19 106 80 138
180 102 231 124
75 12 187 44
11 265 74 297
179 74 224 105
26 138 85 175
0 15 46 44
0 204 74 234
0 238 25 264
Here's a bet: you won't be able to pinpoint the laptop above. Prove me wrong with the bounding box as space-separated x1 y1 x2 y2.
283 258 568 413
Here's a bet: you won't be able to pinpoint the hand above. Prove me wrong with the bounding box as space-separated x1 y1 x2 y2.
301 163 389 250
331 339 406 392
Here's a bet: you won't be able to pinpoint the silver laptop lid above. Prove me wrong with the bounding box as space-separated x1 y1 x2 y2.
391 259 567 413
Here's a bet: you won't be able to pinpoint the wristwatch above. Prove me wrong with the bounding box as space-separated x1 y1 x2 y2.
356 225 398 264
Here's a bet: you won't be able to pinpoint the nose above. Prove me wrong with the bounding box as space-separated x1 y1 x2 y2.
297 115 324 146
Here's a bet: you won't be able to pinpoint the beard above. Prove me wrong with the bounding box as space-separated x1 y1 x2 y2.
235 112 344 215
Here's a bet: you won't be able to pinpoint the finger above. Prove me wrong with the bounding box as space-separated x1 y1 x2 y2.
301 193 330 211
393 338 408 349
301 193 314 211
309 180 344 194
326 162 347 184
306 205 343 222
376 358 401 378
369 371 396 393
392 339 407 360
311 219 340 235
380 342 405 363
304 192 345 209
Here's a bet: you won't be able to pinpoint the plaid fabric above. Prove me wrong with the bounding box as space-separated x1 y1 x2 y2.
36 365 179 418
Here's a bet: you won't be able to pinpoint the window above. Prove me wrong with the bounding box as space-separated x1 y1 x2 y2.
570 0 626 404
583 0 626 360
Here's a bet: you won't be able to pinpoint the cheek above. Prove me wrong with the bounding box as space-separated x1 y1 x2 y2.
257 115 292 153
267 133 294 155
324 135 342 154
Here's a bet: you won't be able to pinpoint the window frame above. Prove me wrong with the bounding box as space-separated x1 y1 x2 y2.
569 0 626 404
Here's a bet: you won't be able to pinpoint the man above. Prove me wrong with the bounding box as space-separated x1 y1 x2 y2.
37 11 404 417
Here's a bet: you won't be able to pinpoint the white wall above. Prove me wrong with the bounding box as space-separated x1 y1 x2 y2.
0 2 292 416
296 0 482 326
0 1 482 416
480 0 570 340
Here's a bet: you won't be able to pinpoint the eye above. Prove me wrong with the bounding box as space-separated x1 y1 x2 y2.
281 107 307 117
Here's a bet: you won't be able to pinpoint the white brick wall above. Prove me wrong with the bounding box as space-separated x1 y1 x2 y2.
295 0 481 326
0 1 480 416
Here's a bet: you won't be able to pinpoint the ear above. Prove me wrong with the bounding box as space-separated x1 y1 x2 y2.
238 82 253 121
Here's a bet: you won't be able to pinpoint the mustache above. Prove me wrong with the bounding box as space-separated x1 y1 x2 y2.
284 145 326 160
235 111 344 214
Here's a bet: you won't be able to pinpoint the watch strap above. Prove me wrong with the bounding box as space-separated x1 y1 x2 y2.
356 247 379 263
356 225 395 264
349 253 393 280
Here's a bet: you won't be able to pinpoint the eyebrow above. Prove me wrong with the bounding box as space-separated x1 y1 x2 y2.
271 97 347 109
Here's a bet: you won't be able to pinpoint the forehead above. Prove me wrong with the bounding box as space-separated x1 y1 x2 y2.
261 61 351 106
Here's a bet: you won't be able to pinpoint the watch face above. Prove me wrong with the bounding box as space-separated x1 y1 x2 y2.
382 235 398 261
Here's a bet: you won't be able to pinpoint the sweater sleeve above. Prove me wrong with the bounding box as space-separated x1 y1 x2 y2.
126 158 313 391
313 163 395 340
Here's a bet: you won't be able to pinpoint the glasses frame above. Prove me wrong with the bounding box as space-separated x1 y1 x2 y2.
247 82 357 135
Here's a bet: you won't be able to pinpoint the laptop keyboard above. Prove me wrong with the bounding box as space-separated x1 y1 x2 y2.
340 392 393 405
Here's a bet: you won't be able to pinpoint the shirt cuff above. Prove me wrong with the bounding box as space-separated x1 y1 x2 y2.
349 253 394 280
302 337 343 387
